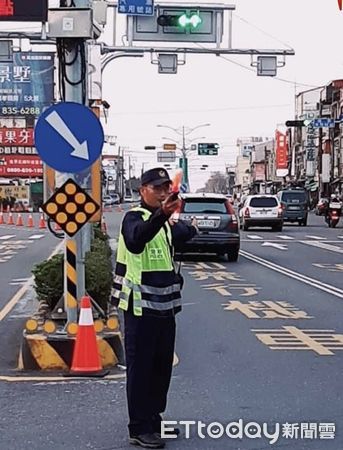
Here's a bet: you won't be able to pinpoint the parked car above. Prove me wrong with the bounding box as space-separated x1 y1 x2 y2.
238 195 283 231
277 188 309 226
103 194 120 206
174 193 240 262
315 197 329 216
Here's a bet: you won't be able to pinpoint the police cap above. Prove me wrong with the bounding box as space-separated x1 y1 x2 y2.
141 168 171 186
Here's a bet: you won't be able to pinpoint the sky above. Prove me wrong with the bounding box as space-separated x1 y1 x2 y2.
1 0 343 191
100 0 343 190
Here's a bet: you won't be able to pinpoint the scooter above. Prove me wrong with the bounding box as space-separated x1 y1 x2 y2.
325 204 341 228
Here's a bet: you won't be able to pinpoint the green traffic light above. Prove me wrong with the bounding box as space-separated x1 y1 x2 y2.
178 13 202 28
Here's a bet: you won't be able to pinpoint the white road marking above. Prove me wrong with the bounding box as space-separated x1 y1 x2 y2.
261 242 288 250
0 240 64 322
305 235 326 240
338 236 343 240
300 240 343 254
240 250 343 299
0 235 16 240
278 235 294 240
247 235 263 240
9 278 30 286
28 234 45 240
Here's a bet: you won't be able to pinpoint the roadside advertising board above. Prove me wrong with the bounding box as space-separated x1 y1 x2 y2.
0 52 54 117
0 155 42 176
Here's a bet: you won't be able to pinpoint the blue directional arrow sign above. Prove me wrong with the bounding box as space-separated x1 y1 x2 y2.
34 102 104 173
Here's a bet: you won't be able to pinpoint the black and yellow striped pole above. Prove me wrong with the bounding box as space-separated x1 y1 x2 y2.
65 238 78 328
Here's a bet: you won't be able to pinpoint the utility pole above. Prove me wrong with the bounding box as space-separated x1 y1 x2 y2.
157 123 210 191
59 0 91 325
264 145 268 193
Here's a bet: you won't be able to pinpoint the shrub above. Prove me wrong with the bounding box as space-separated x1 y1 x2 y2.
32 231 113 313
32 254 64 310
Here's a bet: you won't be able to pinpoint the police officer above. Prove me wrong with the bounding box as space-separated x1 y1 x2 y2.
112 168 197 449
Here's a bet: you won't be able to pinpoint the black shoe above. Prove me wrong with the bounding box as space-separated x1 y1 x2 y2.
129 433 165 449
155 427 180 438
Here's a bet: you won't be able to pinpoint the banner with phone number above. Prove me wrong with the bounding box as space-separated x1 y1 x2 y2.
0 52 54 117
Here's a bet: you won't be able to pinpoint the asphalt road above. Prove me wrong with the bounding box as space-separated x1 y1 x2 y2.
0 209 342 449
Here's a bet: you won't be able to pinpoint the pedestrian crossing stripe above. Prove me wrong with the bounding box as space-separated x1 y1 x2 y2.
247 235 263 240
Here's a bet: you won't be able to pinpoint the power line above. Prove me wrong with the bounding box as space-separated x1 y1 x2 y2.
109 103 291 116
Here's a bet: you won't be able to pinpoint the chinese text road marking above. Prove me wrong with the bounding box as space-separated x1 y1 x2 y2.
252 326 343 355
223 301 312 319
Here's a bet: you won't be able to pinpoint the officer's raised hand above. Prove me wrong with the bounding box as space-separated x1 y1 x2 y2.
161 192 181 216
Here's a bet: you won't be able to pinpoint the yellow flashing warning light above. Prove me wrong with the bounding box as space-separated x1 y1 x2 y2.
41 178 100 237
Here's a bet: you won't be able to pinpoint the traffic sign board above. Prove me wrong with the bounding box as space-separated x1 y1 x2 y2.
41 178 100 237
34 102 104 173
118 0 154 15
310 118 335 128
163 143 177 151
198 143 219 156
157 151 176 162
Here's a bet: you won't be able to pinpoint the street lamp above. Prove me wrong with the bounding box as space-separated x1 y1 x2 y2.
157 123 211 190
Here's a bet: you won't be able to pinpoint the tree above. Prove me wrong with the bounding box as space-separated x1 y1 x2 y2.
204 172 228 193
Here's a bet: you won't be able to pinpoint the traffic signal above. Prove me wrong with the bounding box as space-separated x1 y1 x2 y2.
157 12 202 29
285 120 310 127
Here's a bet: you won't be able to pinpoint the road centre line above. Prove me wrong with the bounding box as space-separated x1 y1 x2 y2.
239 250 343 299
0 240 65 322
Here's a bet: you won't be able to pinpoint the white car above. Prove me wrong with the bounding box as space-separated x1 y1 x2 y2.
239 195 283 231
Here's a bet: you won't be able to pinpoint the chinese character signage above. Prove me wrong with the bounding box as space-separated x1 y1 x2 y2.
275 131 288 169
0 0 47 22
0 155 43 177
0 52 54 117
0 146 37 155
0 128 34 146
118 0 154 16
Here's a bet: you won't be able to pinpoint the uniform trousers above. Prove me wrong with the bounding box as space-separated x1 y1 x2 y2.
124 311 176 436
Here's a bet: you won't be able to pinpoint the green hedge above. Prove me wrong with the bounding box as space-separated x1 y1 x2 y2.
32 229 113 313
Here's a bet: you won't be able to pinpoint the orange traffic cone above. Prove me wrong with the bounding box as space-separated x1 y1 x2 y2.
39 213 46 229
68 296 108 377
27 214 34 228
7 211 14 225
16 213 24 226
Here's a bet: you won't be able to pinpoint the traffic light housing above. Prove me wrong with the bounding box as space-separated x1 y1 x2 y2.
285 120 306 127
157 12 202 29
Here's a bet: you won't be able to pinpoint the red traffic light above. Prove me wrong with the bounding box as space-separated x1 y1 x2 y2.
157 14 179 27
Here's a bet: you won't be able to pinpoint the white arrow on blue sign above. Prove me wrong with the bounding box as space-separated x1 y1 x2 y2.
34 102 104 173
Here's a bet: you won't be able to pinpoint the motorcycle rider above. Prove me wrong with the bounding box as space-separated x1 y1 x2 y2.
325 193 342 224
